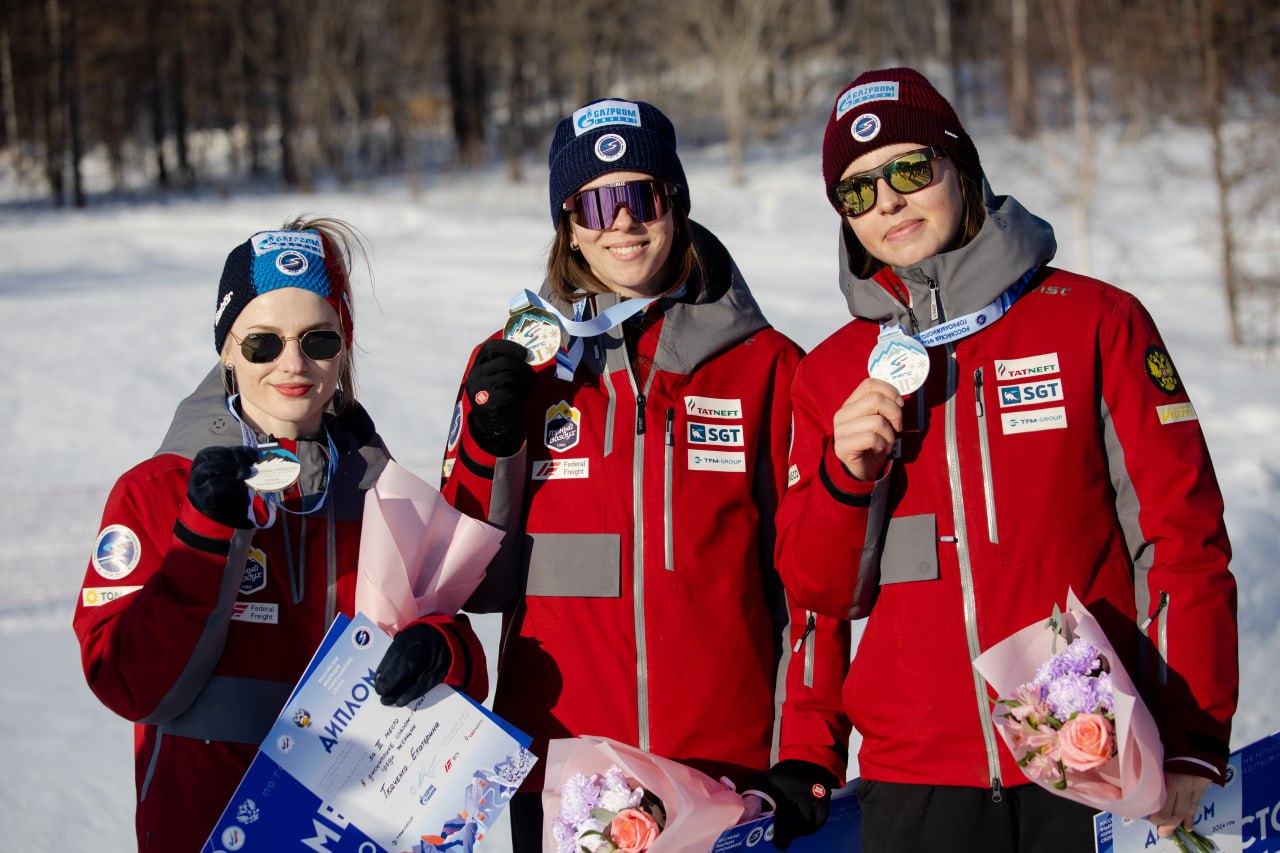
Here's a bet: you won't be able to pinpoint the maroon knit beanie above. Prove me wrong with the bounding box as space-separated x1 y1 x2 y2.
821 67 982 213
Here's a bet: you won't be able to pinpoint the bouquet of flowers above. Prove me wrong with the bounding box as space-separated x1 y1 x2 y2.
973 590 1163 818
542 736 746 852
549 764 666 853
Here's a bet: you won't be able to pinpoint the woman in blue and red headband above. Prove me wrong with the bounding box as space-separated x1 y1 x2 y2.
439 98 853 851
776 67 1237 852
73 217 487 851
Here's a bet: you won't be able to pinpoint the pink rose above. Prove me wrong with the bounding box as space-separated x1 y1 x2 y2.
609 808 660 852
1058 713 1114 771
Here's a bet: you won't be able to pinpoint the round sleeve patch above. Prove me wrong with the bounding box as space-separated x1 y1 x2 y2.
92 524 142 579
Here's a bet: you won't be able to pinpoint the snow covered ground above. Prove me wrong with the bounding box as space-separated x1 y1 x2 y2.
1 123 1276 850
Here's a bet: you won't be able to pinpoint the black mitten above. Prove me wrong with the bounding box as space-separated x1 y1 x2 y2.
187 446 258 529
464 339 537 457
757 759 841 850
373 623 453 707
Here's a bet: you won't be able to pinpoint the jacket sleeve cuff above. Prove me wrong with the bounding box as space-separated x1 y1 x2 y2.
819 444 886 507
412 614 488 703
1165 755 1227 784
777 744 847 785
174 498 237 555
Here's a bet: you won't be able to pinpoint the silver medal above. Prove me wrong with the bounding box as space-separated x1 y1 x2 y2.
868 331 930 395
245 444 302 493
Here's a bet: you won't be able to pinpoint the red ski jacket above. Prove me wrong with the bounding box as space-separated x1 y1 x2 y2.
442 223 851 791
777 191 1237 792
73 369 486 851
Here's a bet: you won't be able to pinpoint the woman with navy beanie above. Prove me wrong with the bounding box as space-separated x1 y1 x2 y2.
439 99 852 850
776 67 1237 851
73 217 487 851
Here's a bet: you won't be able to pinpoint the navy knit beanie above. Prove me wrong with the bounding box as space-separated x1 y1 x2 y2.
547 98 690 225
822 68 982 213
214 229 353 354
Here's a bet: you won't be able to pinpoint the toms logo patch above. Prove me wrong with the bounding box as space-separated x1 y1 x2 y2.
81 586 142 607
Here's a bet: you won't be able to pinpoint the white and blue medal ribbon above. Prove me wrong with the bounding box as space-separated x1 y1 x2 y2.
506 289 659 381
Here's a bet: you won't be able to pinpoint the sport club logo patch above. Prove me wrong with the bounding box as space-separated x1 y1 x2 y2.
544 401 582 452
239 547 268 595
594 133 627 163
92 524 141 579
447 401 463 451
275 250 309 276
1144 346 1181 396
851 113 882 142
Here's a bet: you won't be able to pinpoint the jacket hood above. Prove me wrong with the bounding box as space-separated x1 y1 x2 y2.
837 184 1057 329
540 219 771 375
155 366 391 519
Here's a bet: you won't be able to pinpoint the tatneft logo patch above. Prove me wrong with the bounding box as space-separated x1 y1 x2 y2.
995 353 1060 381
573 100 642 135
1001 406 1068 434
231 602 279 624
81 586 142 607
835 81 900 120
684 395 743 420
688 422 745 447
1157 402 1198 425
532 458 590 480
688 450 746 472
998 379 1065 408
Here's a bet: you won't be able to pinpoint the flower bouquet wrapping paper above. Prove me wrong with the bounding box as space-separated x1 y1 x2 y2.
973 590 1166 820
542 735 746 852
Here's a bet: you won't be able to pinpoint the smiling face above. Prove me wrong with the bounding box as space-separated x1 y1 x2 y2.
222 287 344 439
570 170 676 298
843 142 965 270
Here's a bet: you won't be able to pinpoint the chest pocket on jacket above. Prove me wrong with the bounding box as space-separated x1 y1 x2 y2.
525 532 621 597
880 514 939 584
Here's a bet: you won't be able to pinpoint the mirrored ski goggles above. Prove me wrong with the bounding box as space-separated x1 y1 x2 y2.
563 179 678 230
231 329 343 363
832 147 946 217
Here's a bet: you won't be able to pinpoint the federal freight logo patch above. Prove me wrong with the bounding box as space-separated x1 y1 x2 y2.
1144 346 1181 395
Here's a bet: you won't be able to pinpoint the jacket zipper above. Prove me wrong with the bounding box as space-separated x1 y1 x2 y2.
927 276 942 322
664 408 675 572
631 375 657 751
793 611 817 688
1140 591 1170 686
974 368 999 544
944 343 1003 800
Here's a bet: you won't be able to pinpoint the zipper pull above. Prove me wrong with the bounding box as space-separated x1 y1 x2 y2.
665 408 674 446
974 367 985 417
990 777 1004 803
793 611 816 653
905 303 921 334
1140 591 1170 632
636 392 647 435
928 277 942 322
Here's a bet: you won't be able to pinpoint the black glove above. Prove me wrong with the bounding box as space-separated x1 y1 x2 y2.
373 623 453 707
757 759 841 850
187 446 258 529
464 339 536 457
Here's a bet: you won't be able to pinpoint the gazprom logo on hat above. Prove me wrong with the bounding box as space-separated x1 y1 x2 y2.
852 113 882 142
250 230 325 258
594 133 627 163
276 250 309 276
836 81 900 120
573 99 642 136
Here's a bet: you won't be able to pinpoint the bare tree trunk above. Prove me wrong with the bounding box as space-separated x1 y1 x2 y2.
169 0 192 187
273 0 297 186
1 27 17 150
1008 0 1037 137
1199 0 1241 345
145 0 169 188
43 0 64 205
444 0 486 168
62 0 83 206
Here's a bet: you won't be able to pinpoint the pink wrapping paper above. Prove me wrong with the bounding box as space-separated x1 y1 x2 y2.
354 460 504 632
972 590 1166 819
542 736 746 852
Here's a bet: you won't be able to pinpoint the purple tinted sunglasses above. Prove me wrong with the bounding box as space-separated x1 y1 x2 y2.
563 180 678 230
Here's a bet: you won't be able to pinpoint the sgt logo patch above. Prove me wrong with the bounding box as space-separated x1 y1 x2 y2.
239 547 268 595
544 401 581 452
1144 346 1181 395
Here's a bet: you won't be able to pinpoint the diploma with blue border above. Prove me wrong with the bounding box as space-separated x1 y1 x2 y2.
202 613 535 853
